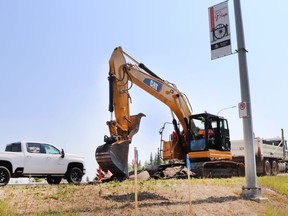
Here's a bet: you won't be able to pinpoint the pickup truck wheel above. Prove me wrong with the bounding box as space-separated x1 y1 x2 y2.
0 166 11 186
47 176 62 185
66 167 83 185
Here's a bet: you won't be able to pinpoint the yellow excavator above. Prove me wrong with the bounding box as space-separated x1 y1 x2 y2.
96 47 243 179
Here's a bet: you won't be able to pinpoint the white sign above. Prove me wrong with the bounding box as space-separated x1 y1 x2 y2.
208 1 232 60
238 102 248 118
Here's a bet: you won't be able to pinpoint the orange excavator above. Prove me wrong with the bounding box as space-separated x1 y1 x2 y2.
96 47 243 179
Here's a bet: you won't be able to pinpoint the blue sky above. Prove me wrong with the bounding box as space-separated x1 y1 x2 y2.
0 1 287 180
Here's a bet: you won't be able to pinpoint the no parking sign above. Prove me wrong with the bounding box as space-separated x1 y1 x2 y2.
238 102 248 118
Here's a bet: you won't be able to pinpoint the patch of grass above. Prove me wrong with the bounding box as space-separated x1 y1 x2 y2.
190 177 246 187
265 203 287 216
108 179 121 187
258 176 288 195
0 200 15 215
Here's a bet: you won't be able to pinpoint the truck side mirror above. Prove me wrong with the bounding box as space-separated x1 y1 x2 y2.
61 149 65 158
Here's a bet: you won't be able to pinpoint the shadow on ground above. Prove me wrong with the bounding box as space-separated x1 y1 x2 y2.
104 191 240 207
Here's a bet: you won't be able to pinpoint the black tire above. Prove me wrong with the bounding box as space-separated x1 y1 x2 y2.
271 160 278 176
66 167 83 185
0 166 11 186
264 159 271 176
47 176 62 184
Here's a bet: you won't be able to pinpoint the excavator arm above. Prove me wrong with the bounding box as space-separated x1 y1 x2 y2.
96 47 195 178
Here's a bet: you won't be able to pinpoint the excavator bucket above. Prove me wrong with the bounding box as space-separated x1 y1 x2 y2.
96 113 145 180
96 140 130 179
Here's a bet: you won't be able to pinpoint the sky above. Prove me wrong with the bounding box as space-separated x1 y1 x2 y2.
0 1 287 180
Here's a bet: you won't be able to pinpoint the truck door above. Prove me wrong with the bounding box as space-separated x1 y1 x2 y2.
42 144 66 174
24 143 47 174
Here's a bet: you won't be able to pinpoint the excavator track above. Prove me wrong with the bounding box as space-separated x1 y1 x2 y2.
95 140 130 180
191 161 245 178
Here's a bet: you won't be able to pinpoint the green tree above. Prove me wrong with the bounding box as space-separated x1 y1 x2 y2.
131 159 142 171
153 148 162 165
137 160 142 170
149 152 154 165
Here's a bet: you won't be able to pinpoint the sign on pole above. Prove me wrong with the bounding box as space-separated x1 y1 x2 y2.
208 1 232 60
238 101 248 118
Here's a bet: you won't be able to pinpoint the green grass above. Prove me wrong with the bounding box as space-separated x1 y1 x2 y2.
258 176 288 195
190 175 288 196
0 200 15 215
198 177 246 186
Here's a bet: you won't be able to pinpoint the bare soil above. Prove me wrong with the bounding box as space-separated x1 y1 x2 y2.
0 177 287 215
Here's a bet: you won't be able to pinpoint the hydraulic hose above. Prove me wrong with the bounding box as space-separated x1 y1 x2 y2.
108 74 115 113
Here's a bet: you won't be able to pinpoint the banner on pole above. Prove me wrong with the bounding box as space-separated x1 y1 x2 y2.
208 1 232 60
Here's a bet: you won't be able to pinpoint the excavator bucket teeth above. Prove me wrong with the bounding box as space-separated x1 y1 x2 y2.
95 140 130 179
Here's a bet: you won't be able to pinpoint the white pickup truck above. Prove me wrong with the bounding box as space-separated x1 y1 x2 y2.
0 141 85 186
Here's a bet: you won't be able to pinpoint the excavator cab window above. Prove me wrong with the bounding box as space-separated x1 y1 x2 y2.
189 115 208 151
189 113 230 151
219 119 231 150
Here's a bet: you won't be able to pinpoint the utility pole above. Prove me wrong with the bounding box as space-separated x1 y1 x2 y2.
233 0 261 199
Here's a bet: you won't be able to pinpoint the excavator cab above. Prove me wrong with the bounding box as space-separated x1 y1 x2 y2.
161 113 241 177
189 113 231 152
161 113 231 161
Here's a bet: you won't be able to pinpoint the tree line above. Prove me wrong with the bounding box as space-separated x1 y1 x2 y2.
130 147 162 171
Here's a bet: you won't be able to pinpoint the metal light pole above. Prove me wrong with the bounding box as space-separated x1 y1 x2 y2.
233 0 261 199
